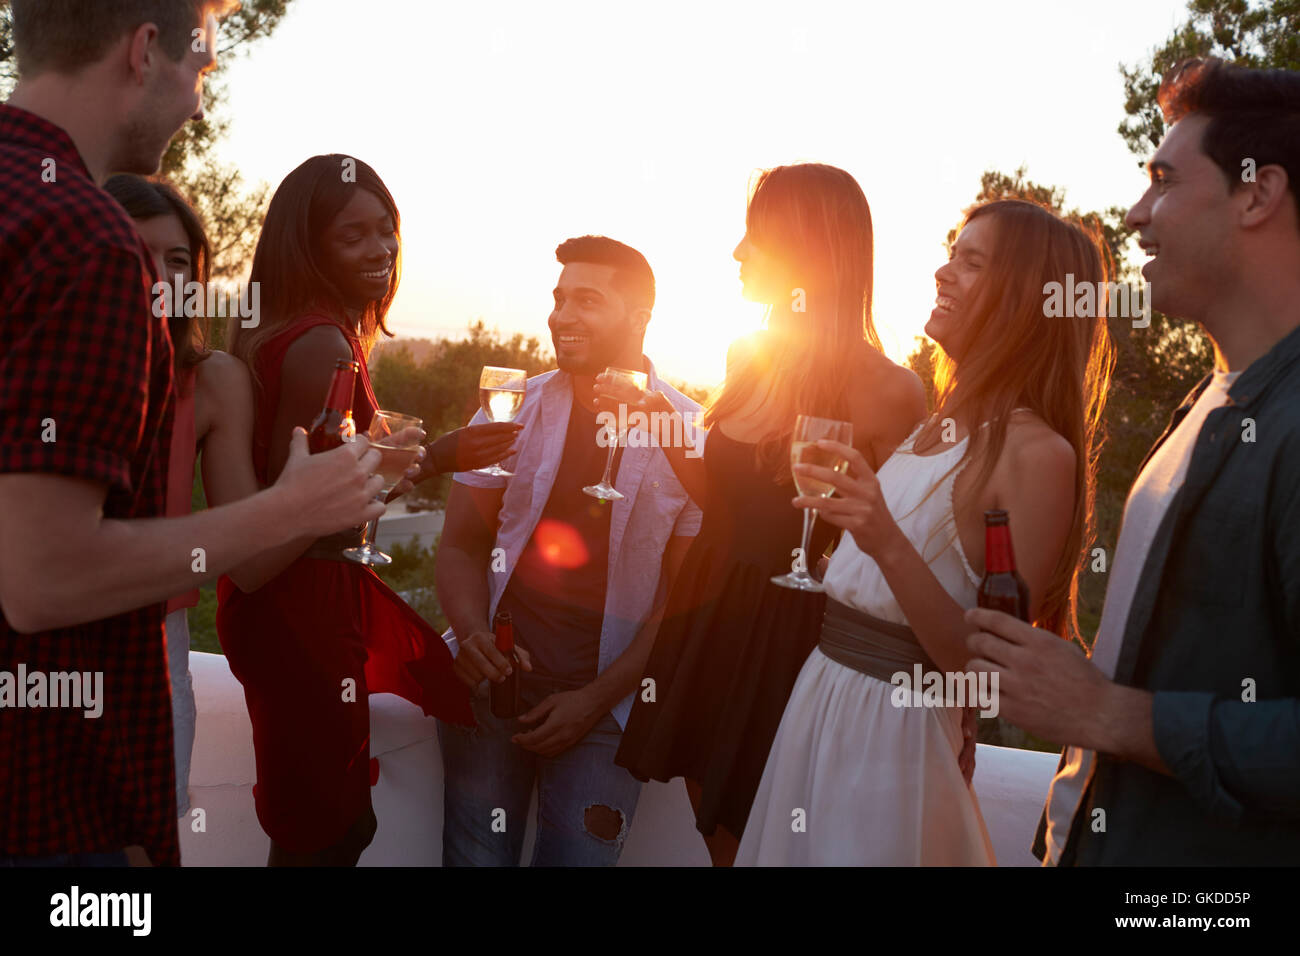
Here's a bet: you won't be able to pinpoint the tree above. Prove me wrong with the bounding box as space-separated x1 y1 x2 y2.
1118 0 1300 162
0 1 295 280
370 321 555 509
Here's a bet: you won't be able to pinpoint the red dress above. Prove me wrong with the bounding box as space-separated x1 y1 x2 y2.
216 314 472 854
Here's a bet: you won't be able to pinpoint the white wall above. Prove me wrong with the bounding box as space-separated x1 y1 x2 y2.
179 651 1056 866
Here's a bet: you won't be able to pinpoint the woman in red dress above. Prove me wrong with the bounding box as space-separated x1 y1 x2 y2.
219 155 519 866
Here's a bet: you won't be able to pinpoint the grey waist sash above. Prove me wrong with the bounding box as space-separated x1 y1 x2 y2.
817 597 936 683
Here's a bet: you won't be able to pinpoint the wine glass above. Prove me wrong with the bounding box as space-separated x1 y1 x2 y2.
343 410 425 567
475 366 527 476
583 366 649 501
771 414 854 591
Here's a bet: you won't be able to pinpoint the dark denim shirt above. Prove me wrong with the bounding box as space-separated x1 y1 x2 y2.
1035 321 1300 865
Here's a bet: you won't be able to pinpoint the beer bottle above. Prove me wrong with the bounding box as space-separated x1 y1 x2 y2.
308 359 359 453
490 610 521 719
977 509 1031 621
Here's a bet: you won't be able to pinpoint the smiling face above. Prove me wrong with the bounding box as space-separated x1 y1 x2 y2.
548 262 644 375
116 13 219 175
321 188 400 310
927 214 996 358
1125 114 1238 323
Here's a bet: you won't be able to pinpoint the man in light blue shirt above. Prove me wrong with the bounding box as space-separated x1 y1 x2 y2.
435 235 703 865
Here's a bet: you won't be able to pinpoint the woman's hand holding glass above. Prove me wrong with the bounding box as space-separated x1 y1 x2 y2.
792 439 903 561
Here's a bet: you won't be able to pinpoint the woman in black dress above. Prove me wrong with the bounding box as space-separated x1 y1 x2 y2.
609 163 926 865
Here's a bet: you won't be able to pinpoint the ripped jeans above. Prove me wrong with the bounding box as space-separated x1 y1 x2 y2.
437 671 642 866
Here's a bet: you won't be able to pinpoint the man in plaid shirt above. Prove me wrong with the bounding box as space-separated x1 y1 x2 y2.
0 1 388 866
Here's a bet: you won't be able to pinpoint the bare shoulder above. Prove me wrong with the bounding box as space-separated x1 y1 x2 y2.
850 349 927 428
283 322 352 367
195 349 253 399
1003 410 1076 478
193 351 257 439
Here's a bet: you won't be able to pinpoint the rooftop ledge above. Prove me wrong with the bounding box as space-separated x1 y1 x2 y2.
180 651 1058 866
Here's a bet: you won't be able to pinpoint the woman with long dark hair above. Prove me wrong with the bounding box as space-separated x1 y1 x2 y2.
105 174 213 825
219 155 518 865
106 175 325 826
612 163 927 866
737 199 1115 864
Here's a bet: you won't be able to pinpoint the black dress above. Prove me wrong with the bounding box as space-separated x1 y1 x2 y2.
614 427 837 838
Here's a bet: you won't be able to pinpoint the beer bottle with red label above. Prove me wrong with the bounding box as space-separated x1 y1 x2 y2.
308 359 359 453
977 509 1031 621
490 610 521 719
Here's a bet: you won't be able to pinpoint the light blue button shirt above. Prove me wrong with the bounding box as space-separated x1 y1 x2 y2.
445 359 704 729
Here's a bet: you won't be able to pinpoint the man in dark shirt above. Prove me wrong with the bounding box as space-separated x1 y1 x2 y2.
0 1 384 867
496 397 625 682
436 236 703 865
967 58 1300 865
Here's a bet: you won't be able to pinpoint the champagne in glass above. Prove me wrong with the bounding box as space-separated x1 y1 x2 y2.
583 366 649 501
789 440 851 499
343 410 424 567
375 443 421 490
772 415 854 591
475 366 527 476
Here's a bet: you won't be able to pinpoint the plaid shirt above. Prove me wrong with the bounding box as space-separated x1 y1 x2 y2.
0 104 178 865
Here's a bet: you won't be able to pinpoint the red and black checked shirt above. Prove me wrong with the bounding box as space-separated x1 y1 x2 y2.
0 104 179 865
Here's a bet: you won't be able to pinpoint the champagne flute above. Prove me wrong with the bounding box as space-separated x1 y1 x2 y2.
475 366 527 476
583 366 649 501
343 410 424 567
771 414 854 591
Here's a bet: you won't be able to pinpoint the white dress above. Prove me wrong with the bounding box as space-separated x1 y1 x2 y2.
736 421 997 866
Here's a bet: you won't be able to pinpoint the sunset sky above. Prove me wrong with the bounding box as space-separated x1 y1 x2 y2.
217 0 1191 386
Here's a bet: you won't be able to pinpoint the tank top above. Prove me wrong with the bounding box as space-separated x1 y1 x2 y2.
250 314 379 486
823 412 1033 622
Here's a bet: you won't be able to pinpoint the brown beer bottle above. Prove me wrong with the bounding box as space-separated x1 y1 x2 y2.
308 359 359 453
490 610 521 719
977 509 1031 621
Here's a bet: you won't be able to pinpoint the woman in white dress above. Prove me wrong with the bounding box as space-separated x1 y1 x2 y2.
737 199 1116 865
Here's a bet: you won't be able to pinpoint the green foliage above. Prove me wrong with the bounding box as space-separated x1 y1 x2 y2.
187 582 223 655
370 321 554 508
162 1 293 278
0 7 12 88
903 337 940 411
371 537 446 630
1118 0 1300 162
943 165 1133 271
0 0 295 279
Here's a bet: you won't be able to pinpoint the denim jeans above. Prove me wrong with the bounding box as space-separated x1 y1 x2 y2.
0 850 128 867
437 671 642 866
165 609 196 816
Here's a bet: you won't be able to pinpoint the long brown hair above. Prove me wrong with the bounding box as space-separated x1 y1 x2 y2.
228 154 400 383
104 173 211 375
704 163 881 473
929 199 1114 641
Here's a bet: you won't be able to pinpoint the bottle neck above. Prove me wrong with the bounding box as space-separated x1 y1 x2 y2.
324 367 355 415
985 524 1017 574
494 619 514 653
